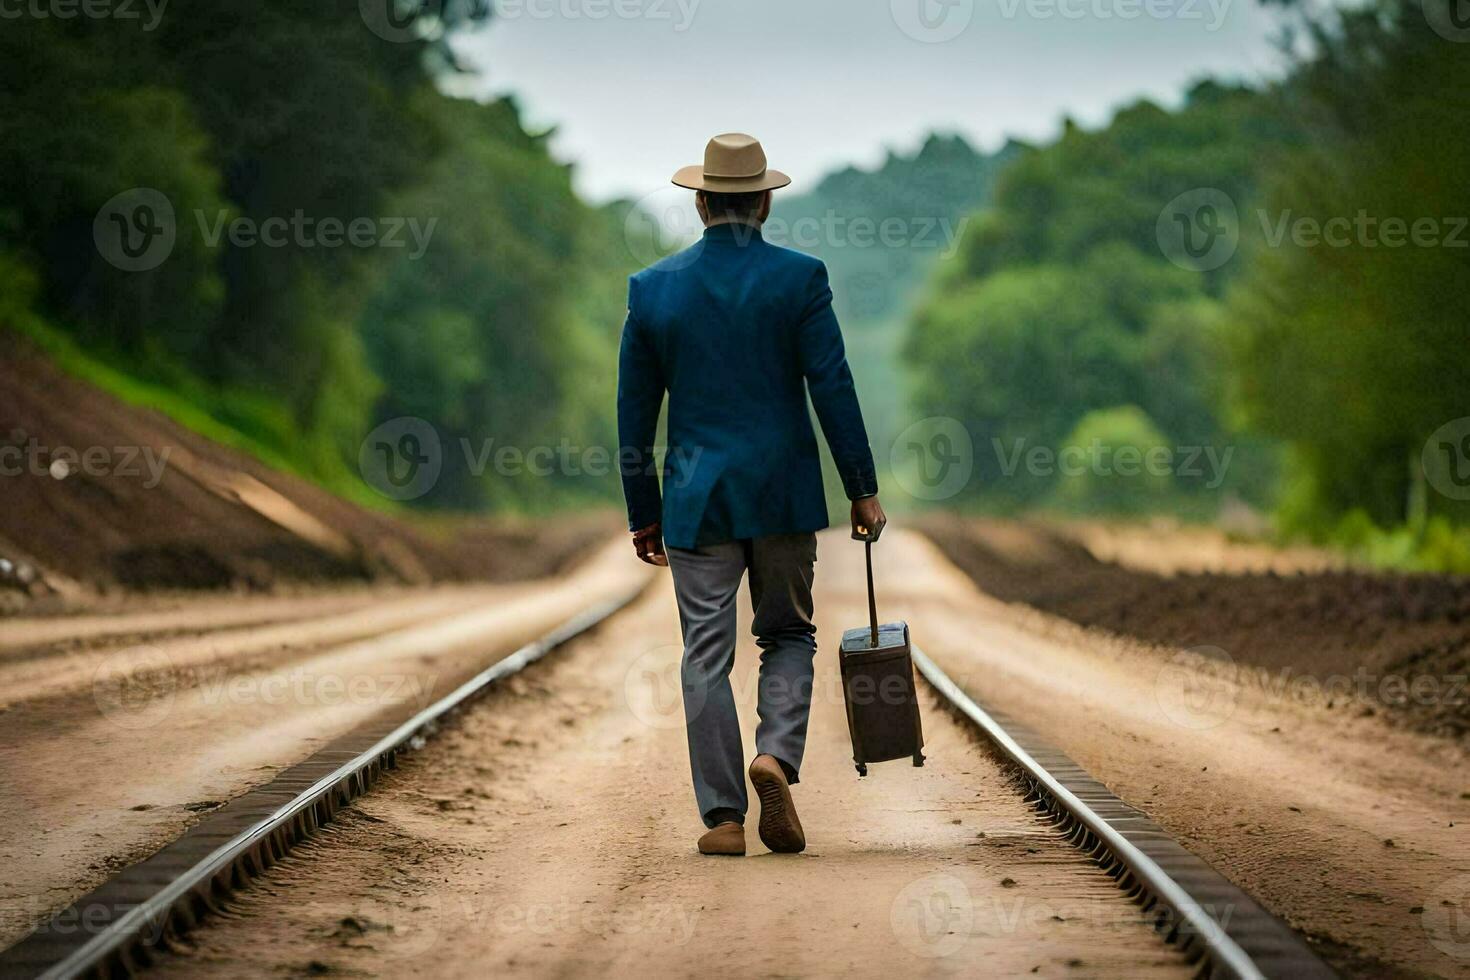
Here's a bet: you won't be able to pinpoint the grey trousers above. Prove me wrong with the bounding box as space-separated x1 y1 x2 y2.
666 533 818 828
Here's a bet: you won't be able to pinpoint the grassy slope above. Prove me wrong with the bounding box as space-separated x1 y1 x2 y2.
7 316 391 511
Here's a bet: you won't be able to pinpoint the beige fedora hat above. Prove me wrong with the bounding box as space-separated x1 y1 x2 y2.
672 133 791 193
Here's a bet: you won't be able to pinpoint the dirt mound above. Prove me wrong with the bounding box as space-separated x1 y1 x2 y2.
0 336 616 605
917 514 1470 740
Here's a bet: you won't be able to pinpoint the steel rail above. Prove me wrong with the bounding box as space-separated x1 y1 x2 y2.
0 586 644 980
912 645 1336 980
4 580 1336 979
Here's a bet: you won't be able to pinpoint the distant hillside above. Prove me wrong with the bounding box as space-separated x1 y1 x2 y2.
772 133 1026 328
770 133 1026 481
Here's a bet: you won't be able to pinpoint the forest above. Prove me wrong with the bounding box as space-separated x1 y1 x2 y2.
904 0 1470 569
0 0 1465 569
0 0 635 511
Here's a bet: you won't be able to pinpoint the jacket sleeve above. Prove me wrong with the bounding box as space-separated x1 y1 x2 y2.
795 261 879 500
617 287 665 531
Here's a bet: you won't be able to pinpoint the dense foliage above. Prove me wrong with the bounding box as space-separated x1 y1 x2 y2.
0 1 632 509
905 81 1296 511
1225 0 1470 544
904 0 1470 567
771 134 1023 327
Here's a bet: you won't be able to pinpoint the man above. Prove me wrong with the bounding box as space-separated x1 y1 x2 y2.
618 133 886 857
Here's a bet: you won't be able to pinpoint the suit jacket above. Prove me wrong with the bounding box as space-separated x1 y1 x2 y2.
617 222 878 550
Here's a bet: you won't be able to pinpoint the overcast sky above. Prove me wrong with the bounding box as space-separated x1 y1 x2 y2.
449 0 1293 203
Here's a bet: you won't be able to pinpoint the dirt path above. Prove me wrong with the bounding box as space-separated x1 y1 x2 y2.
12 528 1464 977
151 534 1191 979
0 540 648 949
885 531 1469 979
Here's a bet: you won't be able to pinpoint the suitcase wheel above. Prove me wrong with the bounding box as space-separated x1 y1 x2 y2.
855 762 867 777
912 752 925 767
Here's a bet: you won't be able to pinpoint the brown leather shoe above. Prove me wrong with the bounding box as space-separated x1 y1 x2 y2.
749 754 805 853
697 821 745 856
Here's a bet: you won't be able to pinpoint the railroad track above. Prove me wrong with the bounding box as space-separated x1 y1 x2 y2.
0 588 1335 980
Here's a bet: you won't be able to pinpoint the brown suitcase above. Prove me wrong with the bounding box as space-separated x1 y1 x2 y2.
839 540 925 776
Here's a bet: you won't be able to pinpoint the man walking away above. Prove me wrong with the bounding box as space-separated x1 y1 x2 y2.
618 133 886 856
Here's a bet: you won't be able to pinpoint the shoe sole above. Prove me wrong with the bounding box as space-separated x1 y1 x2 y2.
750 762 805 854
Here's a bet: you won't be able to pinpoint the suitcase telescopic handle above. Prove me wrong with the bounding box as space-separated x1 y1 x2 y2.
865 539 879 648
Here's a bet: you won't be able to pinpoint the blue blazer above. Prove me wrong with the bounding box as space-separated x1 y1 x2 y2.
618 222 878 550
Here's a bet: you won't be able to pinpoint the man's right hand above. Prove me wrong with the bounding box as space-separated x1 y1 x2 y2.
851 495 887 542
631 523 668 566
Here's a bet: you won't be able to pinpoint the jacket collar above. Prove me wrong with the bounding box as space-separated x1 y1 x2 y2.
702 222 764 246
